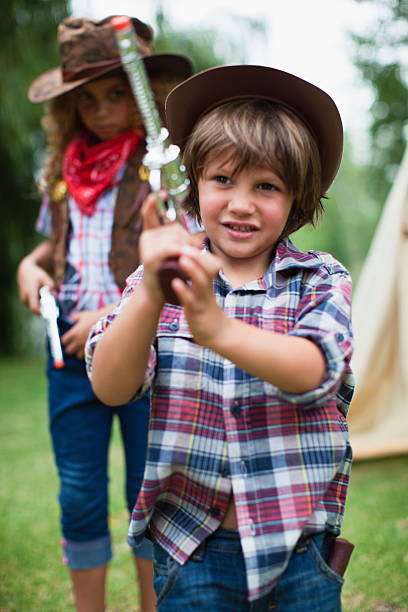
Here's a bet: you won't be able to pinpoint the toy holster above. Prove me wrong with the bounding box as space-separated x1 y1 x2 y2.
328 537 355 576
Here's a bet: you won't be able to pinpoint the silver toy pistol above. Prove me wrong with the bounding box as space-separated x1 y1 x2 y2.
39 286 64 369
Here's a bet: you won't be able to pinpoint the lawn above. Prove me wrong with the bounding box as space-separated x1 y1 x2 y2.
1 356 407 611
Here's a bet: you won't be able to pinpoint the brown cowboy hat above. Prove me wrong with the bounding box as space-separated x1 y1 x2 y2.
165 64 343 193
28 15 192 103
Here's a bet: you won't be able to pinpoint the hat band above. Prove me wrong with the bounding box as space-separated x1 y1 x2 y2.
62 58 122 83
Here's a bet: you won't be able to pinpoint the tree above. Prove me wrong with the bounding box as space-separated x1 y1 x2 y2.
2 3 265 355
293 135 379 279
152 7 265 73
0 0 69 354
350 0 408 203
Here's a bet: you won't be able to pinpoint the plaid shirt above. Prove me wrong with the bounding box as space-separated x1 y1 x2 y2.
36 176 124 318
86 237 354 601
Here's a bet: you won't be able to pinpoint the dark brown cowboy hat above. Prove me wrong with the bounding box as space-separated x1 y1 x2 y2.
165 64 343 192
28 15 192 103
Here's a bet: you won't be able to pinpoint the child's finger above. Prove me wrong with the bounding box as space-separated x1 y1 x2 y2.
180 246 221 278
141 190 167 229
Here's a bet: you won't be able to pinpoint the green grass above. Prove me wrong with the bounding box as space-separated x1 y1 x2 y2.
0 357 141 611
341 456 408 611
1 357 407 611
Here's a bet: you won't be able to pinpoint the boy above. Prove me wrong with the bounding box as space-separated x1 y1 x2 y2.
86 65 354 611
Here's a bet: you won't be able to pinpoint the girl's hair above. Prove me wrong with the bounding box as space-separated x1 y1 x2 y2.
40 69 180 195
182 99 324 237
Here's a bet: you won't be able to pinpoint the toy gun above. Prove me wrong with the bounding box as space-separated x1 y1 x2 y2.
39 286 64 369
112 15 191 305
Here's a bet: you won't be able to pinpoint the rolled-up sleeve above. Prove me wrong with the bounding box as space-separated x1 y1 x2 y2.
279 264 354 414
85 265 157 398
35 195 52 237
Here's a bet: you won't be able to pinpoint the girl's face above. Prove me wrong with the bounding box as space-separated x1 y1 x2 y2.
75 75 135 141
197 151 294 285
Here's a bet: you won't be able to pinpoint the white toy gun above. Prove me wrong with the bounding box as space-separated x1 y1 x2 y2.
112 15 191 305
39 286 64 369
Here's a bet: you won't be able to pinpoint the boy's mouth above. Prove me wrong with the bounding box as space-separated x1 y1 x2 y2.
223 222 258 234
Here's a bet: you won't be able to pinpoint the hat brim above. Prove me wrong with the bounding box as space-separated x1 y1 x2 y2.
28 54 192 103
165 65 343 193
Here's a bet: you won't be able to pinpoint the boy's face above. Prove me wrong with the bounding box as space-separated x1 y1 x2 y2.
75 75 135 141
198 151 293 282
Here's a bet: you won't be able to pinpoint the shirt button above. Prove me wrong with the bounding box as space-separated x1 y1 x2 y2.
169 320 179 331
240 460 247 476
231 404 241 417
336 333 344 342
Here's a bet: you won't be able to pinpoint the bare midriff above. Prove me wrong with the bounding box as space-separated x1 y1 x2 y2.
220 495 238 529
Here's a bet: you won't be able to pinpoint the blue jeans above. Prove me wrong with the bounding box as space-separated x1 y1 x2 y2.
153 529 344 611
47 318 152 569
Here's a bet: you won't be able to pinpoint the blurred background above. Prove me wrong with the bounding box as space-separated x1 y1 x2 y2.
1 0 407 356
2 0 408 355
1 2 408 610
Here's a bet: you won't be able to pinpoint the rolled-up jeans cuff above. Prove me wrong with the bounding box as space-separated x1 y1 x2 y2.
61 535 112 569
130 536 153 560
131 538 153 561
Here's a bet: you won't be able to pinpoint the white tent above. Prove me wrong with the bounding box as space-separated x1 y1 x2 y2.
348 145 408 460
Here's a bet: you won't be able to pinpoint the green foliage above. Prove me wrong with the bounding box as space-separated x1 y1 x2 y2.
0 0 69 354
1 356 407 610
152 7 266 72
351 0 408 203
292 136 380 281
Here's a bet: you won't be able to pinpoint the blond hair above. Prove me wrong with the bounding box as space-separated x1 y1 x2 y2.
182 99 323 237
40 70 180 196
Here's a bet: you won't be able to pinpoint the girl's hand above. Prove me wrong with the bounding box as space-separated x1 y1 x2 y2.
171 245 226 347
61 310 102 359
17 258 55 315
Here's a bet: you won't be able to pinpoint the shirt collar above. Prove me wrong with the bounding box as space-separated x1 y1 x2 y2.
202 236 323 291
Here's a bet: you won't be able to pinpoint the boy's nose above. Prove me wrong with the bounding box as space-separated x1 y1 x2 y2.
228 192 255 215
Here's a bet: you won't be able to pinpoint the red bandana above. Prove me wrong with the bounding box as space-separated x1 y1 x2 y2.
63 130 141 216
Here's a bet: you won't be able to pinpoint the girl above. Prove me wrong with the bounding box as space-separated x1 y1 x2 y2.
17 15 191 612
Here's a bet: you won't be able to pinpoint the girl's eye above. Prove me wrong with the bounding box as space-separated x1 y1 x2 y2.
110 88 126 100
77 92 92 104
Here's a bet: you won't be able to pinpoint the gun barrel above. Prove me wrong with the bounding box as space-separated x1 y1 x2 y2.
46 318 64 369
39 286 64 368
111 16 192 305
111 16 162 141
111 16 190 222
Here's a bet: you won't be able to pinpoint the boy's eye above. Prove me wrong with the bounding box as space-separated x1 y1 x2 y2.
214 175 231 184
258 182 278 192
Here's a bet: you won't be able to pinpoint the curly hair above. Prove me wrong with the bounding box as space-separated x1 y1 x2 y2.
40 70 181 196
182 99 324 238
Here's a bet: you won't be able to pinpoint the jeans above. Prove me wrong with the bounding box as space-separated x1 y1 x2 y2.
47 318 152 569
153 529 344 611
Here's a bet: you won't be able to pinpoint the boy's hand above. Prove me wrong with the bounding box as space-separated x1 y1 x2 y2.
172 245 226 347
140 191 202 301
17 257 55 316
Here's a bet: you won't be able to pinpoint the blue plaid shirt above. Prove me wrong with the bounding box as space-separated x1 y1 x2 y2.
86 237 354 601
